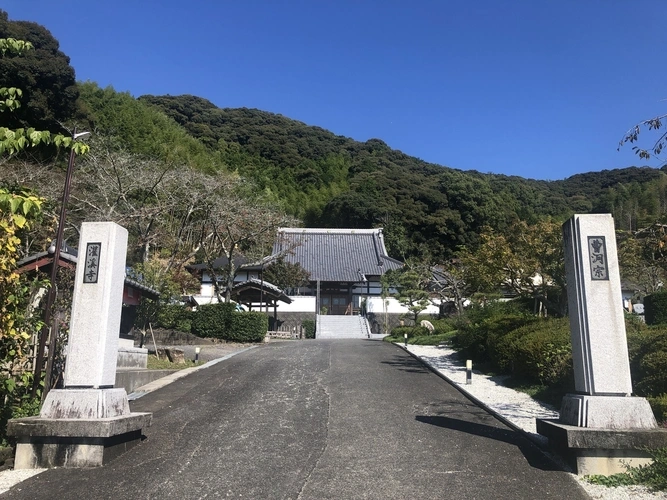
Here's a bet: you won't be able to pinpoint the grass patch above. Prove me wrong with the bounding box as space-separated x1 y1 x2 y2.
147 355 203 370
586 447 667 491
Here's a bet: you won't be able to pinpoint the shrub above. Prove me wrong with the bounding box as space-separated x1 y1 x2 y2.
429 318 456 336
191 302 236 339
645 292 667 325
410 332 457 346
302 320 316 339
498 317 573 385
453 306 536 367
628 324 667 398
156 304 192 332
649 394 667 423
227 312 268 343
391 326 429 339
191 303 267 343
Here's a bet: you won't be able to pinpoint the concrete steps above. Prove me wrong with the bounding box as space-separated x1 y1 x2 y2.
317 315 370 339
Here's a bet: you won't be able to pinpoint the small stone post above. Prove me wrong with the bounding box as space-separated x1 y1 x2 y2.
8 222 151 469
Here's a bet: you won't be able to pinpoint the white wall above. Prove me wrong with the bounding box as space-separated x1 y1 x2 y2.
365 296 440 315
276 296 317 313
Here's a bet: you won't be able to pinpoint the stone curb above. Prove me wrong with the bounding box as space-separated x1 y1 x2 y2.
393 342 549 450
127 346 257 401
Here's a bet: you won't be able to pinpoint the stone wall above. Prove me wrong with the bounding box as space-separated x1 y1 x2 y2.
365 312 406 334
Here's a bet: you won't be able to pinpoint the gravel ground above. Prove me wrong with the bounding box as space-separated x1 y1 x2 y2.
406 344 667 500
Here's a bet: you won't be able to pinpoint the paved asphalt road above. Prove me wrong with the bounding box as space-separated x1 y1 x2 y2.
2 340 588 499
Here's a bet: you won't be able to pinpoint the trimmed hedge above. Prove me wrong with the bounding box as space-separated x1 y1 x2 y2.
227 312 268 342
645 292 667 325
497 317 572 385
191 303 267 342
191 302 235 339
454 314 536 366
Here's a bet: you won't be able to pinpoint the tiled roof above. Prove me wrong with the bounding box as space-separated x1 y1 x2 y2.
271 228 403 282
17 249 160 298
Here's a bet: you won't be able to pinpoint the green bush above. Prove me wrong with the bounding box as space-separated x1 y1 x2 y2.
227 312 268 342
429 318 456 336
410 332 457 345
628 324 667 398
302 320 316 339
452 303 536 366
497 317 573 385
649 394 667 423
645 292 667 325
191 303 267 343
156 304 192 332
191 302 236 339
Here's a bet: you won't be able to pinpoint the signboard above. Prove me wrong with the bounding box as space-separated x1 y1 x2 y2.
588 236 608 281
83 242 101 283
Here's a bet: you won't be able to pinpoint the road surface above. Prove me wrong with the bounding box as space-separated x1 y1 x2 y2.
2 340 587 499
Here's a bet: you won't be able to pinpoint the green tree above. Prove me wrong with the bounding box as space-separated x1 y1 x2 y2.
384 264 431 325
0 11 78 132
0 36 88 158
618 222 667 295
262 257 310 293
459 220 566 316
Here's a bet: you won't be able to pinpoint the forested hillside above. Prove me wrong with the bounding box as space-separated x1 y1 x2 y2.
138 94 667 258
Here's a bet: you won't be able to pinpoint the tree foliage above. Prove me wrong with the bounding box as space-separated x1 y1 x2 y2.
619 112 667 164
384 263 431 324
459 220 566 316
262 257 310 293
0 11 78 132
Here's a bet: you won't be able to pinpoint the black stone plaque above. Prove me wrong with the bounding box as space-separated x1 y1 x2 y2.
83 242 101 284
587 236 608 281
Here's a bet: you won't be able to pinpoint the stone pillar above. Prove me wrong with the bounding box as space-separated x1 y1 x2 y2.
64 222 127 388
536 214 666 476
559 214 654 428
8 222 151 469
563 214 632 395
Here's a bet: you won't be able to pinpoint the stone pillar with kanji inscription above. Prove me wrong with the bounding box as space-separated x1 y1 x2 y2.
7 222 151 469
535 214 667 477
558 214 654 428
64 222 127 387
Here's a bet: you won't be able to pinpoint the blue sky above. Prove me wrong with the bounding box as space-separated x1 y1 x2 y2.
4 1 666 180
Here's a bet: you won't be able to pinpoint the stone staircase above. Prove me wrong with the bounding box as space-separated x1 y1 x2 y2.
317 315 370 339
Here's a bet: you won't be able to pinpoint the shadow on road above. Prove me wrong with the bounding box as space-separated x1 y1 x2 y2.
380 355 430 373
415 415 565 472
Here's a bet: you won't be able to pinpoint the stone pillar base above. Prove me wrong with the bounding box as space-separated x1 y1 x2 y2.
560 394 657 429
536 418 667 476
7 413 151 469
41 388 131 419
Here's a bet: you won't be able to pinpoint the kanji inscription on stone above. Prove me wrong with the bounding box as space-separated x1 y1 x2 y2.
588 236 608 281
83 242 101 284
